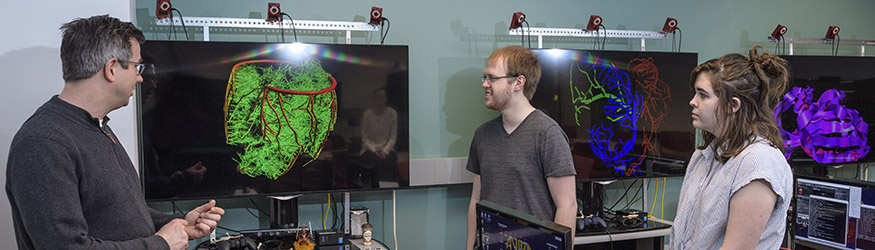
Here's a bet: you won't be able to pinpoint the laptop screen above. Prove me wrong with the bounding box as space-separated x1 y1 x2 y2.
476 200 572 250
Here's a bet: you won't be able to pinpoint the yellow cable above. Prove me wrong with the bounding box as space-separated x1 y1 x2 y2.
661 178 666 219
650 178 658 216
324 193 331 230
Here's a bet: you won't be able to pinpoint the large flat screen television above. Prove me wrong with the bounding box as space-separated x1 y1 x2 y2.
794 175 875 249
530 49 698 180
139 41 409 201
775 56 875 167
477 200 573 250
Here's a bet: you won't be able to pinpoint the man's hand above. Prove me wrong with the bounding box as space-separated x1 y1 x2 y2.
185 161 207 185
184 200 225 239
156 219 189 250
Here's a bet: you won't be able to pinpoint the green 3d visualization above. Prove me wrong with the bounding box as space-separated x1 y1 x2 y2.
224 59 337 179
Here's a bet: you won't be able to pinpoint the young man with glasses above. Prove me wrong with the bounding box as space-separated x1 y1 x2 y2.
466 45 577 249
6 15 223 250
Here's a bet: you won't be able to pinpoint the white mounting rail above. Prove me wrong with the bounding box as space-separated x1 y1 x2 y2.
155 16 378 43
767 37 875 56
509 27 666 51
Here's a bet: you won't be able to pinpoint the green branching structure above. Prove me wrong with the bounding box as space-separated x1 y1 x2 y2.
570 61 631 127
224 59 337 179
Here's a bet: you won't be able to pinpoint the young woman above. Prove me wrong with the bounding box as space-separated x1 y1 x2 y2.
671 46 793 250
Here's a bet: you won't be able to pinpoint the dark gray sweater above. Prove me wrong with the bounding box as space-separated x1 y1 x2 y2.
6 96 178 250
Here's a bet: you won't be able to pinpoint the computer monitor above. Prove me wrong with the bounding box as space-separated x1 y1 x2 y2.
794 175 875 249
530 49 698 180
476 200 573 250
138 41 409 201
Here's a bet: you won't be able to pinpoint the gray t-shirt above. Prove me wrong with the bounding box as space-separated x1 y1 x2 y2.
671 137 792 250
467 109 576 221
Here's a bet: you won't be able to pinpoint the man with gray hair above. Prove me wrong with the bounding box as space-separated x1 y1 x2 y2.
6 15 224 250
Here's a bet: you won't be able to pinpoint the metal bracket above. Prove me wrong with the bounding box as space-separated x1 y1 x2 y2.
154 16 378 43
509 27 666 50
767 37 875 56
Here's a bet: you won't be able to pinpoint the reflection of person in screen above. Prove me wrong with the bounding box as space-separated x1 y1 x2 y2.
5 15 223 250
140 55 207 199
671 46 792 250
360 87 399 186
466 46 577 250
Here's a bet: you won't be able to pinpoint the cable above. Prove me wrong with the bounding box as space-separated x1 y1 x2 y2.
672 31 676 52
333 193 342 230
281 13 298 43
676 27 682 52
263 239 285 250
523 20 532 49
592 27 598 50
330 193 338 230
835 34 841 56
195 239 212 249
380 18 391 45
829 38 835 55
393 190 398 250
649 178 658 216
520 22 527 48
605 228 614 250
340 194 346 229
661 177 666 219
380 20 386 45
775 37 780 55
374 239 393 250
324 193 332 230
621 180 644 211
606 179 638 213
278 15 285 43
599 24 606 50
245 208 259 219
171 8 190 41
782 37 786 55
249 198 271 217
167 11 175 40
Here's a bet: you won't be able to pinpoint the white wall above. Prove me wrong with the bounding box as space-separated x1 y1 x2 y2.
0 0 135 247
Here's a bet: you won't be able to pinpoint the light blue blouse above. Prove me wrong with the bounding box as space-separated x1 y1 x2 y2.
671 138 793 250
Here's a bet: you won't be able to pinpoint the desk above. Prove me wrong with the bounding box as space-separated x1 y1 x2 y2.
574 218 672 250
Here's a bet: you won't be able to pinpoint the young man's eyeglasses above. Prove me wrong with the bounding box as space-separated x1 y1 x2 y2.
128 61 146 75
482 74 519 83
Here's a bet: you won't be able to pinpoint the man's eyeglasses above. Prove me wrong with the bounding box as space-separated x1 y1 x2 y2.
128 61 146 75
482 74 519 83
